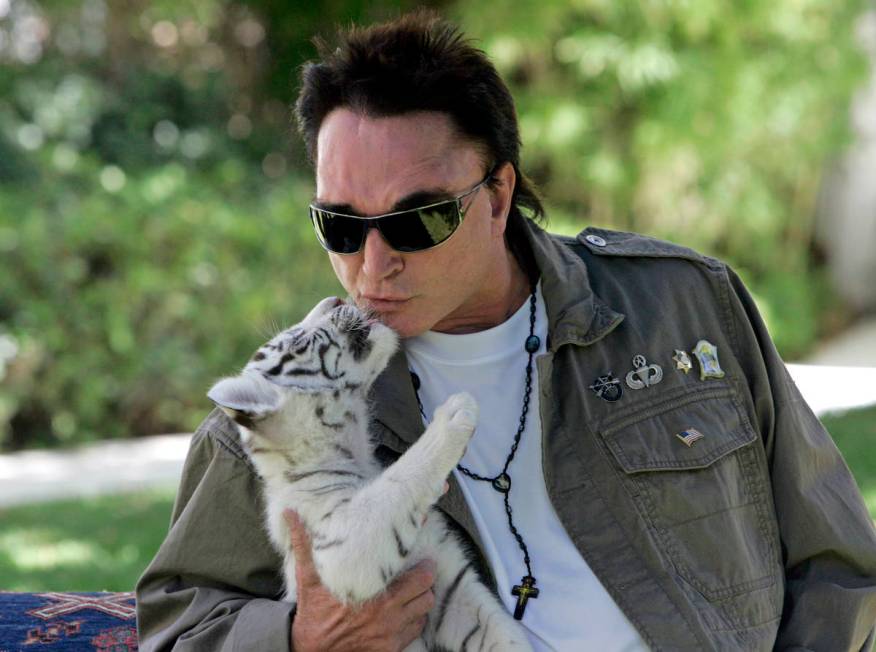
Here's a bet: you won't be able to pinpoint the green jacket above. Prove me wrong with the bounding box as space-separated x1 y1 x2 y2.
136 222 876 651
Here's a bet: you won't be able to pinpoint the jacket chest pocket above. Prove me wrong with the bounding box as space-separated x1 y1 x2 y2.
599 384 782 627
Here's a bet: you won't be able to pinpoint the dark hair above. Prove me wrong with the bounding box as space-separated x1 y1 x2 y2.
293 10 544 273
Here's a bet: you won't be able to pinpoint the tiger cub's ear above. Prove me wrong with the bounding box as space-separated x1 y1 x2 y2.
207 374 283 428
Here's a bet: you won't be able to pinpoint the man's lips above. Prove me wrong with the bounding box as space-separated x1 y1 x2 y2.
360 295 411 311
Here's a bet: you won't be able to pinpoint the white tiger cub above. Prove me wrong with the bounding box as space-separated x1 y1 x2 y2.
207 296 532 652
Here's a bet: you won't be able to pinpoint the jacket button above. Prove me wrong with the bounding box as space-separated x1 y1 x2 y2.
585 234 607 247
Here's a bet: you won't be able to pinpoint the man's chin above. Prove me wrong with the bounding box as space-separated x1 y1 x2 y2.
353 298 423 337
365 310 429 339
376 314 418 338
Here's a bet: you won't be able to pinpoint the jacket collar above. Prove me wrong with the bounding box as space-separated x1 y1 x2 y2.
370 219 625 446
523 219 624 351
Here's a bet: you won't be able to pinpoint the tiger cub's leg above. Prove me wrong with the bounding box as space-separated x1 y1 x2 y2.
421 516 533 651
308 393 478 603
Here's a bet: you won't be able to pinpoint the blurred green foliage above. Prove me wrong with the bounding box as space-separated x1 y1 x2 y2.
458 0 867 355
0 0 428 449
0 161 340 447
0 0 870 449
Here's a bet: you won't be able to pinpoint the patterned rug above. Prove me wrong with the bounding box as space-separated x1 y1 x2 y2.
0 592 137 651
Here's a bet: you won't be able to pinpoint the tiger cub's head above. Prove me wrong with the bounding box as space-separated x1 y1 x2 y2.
207 297 398 438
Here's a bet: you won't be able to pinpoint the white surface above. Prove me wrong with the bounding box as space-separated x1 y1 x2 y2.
0 433 190 508
786 364 876 416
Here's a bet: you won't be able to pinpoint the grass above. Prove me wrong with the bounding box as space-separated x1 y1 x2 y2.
0 487 176 592
822 405 876 518
0 406 874 593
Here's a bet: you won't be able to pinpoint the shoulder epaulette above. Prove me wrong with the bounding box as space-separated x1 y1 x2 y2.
572 227 723 270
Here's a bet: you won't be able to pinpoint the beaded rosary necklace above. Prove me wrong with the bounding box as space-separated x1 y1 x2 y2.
410 286 541 620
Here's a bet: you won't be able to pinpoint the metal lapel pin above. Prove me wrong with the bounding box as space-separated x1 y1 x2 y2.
692 339 725 380
625 354 663 390
676 428 705 447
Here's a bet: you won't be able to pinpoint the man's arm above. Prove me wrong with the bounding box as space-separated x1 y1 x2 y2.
724 267 876 650
135 410 294 651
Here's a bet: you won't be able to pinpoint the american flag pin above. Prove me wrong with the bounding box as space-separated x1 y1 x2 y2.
676 428 705 447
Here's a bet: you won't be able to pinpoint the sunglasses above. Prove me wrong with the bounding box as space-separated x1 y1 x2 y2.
309 170 494 255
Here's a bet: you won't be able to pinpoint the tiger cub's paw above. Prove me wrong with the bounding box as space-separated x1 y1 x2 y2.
433 392 478 454
444 392 478 433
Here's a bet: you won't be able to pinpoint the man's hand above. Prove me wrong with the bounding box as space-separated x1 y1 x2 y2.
284 509 436 652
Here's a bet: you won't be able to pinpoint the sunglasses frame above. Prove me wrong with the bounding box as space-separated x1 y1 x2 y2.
309 169 495 255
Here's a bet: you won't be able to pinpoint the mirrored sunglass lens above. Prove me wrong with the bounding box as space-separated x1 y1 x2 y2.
312 209 365 253
380 203 461 252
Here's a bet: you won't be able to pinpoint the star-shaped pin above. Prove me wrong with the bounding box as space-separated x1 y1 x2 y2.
673 350 692 374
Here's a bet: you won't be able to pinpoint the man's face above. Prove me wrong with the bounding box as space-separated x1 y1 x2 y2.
314 109 514 338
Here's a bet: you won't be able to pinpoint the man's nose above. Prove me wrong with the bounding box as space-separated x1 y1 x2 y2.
361 225 403 280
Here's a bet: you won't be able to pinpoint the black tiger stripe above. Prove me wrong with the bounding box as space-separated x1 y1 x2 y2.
267 352 294 375
310 530 330 543
280 451 296 468
312 537 345 551
318 341 346 380
408 512 419 529
350 329 372 361
319 497 351 521
460 609 482 650
434 564 471 637
393 526 409 558
478 619 491 652
306 482 357 496
284 469 363 484
285 367 320 376
333 444 354 459
288 332 307 351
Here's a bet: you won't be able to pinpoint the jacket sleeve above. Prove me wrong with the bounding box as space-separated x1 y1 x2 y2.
135 409 294 651
724 266 876 651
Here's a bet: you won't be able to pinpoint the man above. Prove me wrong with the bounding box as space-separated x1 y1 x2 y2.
136 11 876 651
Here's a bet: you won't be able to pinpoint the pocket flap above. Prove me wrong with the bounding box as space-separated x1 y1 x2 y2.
600 385 757 474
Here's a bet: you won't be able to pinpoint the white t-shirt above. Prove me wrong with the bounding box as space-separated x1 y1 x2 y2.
404 283 649 652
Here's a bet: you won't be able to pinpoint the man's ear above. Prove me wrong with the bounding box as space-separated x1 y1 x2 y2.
207 374 283 428
489 161 516 233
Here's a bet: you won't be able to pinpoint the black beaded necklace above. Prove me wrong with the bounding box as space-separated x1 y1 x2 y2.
410 285 541 620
